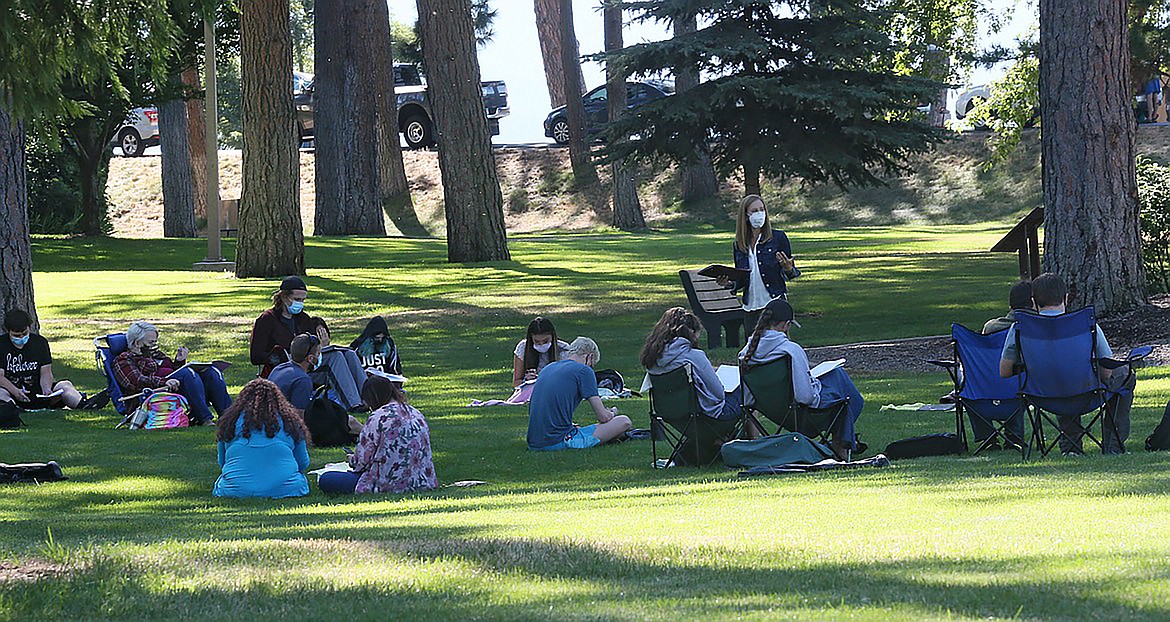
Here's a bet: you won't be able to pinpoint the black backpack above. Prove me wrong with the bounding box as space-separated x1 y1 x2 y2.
0 461 66 483
304 396 358 447
595 369 625 393
0 401 24 429
884 433 964 460
1146 401 1170 451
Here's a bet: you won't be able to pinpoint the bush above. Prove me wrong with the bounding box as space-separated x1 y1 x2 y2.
25 134 95 234
1137 155 1170 294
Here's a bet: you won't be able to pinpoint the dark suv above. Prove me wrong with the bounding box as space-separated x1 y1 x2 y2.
543 79 674 144
295 64 509 149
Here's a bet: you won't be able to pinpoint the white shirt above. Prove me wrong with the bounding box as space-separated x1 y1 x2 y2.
743 242 771 312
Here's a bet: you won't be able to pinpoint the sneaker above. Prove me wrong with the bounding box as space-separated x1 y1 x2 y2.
76 389 110 410
939 390 957 404
1060 450 1085 457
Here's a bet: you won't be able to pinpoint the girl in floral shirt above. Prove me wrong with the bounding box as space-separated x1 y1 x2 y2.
318 374 437 494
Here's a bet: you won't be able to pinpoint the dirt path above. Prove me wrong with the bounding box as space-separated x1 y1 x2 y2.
808 295 1170 374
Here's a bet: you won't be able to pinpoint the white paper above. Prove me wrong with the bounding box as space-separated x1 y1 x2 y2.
36 389 64 399
715 365 741 392
639 372 653 393
809 359 845 378
308 462 353 477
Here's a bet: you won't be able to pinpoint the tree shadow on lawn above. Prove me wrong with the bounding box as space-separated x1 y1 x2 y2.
2 534 1166 620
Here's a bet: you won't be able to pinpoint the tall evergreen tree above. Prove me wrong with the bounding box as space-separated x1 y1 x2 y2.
603 1 946 195
237 0 305 276
560 0 598 185
416 0 509 262
672 8 718 202
1040 0 1146 314
605 2 645 230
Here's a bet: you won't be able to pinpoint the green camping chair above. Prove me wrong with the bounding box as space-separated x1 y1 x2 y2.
741 357 850 459
648 364 741 467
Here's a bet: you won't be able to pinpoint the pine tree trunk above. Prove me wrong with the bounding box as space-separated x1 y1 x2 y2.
605 4 644 230
417 0 509 262
160 73 197 238
0 104 38 330
67 117 115 237
559 0 597 185
673 11 718 202
238 0 305 277
313 0 386 236
1039 0 1146 314
182 67 208 223
743 164 761 197
533 0 584 108
372 0 427 237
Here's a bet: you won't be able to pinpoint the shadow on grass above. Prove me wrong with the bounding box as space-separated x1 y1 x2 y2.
3 535 1167 620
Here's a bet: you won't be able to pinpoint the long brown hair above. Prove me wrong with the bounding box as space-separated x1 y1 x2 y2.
740 305 786 366
639 307 702 369
361 375 409 411
522 316 560 371
216 378 310 443
270 290 289 313
734 194 773 252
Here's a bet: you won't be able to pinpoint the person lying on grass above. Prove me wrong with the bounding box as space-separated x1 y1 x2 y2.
112 320 231 426
527 337 632 451
512 316 569 387
738 298 865 460
318 374 436 495
0 308 102 411
214 378 311 499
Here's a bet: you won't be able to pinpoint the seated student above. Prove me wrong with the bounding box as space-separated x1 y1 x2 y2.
1000 273 1135 455
350 316 401 375
307 317 369 412
213 378 311 498
983 280 1035 334
0 309 101 411
112 320 231 425
269 334 361 435
318 374 437 494
248 276 365 411
527 337 632 451
513 316 570 387
641 307 743 421
738 298 865 458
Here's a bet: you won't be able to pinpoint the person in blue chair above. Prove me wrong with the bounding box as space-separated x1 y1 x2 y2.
738 298 865 458
982 280 1035 335
999 273 1135 455
112 320 231 425
527 337 632 451
0 309 100 411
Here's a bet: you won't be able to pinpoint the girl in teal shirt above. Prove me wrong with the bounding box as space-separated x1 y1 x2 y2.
213 378 311 498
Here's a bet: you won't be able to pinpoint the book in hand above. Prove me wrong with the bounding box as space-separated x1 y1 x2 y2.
320 344 353 354
167 360 231 377
809 359 845 378
698 264 749 282
36 389 64 399
715 364 741 392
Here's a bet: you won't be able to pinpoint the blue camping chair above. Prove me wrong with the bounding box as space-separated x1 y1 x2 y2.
951 324 1027 456
1014 307 1126 457
94 333 131 416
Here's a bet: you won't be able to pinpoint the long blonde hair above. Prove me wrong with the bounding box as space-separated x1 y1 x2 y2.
734 194 772 252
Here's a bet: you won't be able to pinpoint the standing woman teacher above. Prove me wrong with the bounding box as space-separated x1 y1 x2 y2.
717 194 800 333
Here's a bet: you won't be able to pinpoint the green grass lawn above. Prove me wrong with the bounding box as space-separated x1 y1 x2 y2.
3 227 1170 621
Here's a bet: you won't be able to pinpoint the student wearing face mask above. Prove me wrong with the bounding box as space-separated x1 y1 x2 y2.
512 316 570 387
715 194 800 334
0 309 98 413
112 320 232 425
350 315 402 375
269 334 362 435
249 276 319 376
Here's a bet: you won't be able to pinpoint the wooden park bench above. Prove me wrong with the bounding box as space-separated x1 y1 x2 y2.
678 269 745 349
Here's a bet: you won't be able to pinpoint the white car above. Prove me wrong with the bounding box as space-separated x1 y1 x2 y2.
112 107 160 157
953 85 990 121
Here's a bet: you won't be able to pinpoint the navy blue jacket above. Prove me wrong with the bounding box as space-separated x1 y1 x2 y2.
732 229 800 300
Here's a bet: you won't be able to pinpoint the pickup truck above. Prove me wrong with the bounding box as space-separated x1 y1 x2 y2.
295 64 509 149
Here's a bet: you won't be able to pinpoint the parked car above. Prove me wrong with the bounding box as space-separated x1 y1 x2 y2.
953 84 990 122
543 79 674 144
295 64 510 149
112 107 160 157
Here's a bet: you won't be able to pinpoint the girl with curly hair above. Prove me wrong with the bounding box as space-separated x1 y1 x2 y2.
213 378 312 498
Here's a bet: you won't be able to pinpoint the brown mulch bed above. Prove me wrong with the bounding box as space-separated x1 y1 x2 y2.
807 295 1170 374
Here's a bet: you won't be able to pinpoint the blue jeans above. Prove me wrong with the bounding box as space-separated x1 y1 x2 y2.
318 349 367 410
318 470 360 494
172 367 231 423
817 367 864 448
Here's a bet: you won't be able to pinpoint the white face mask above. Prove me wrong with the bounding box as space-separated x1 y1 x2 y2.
532 342 552 354
748 211 767 229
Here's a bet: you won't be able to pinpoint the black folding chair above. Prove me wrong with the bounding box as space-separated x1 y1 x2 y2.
740 356 850 459
648 364 741 467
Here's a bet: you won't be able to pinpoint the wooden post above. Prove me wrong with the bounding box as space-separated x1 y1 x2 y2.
194 16 235 272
